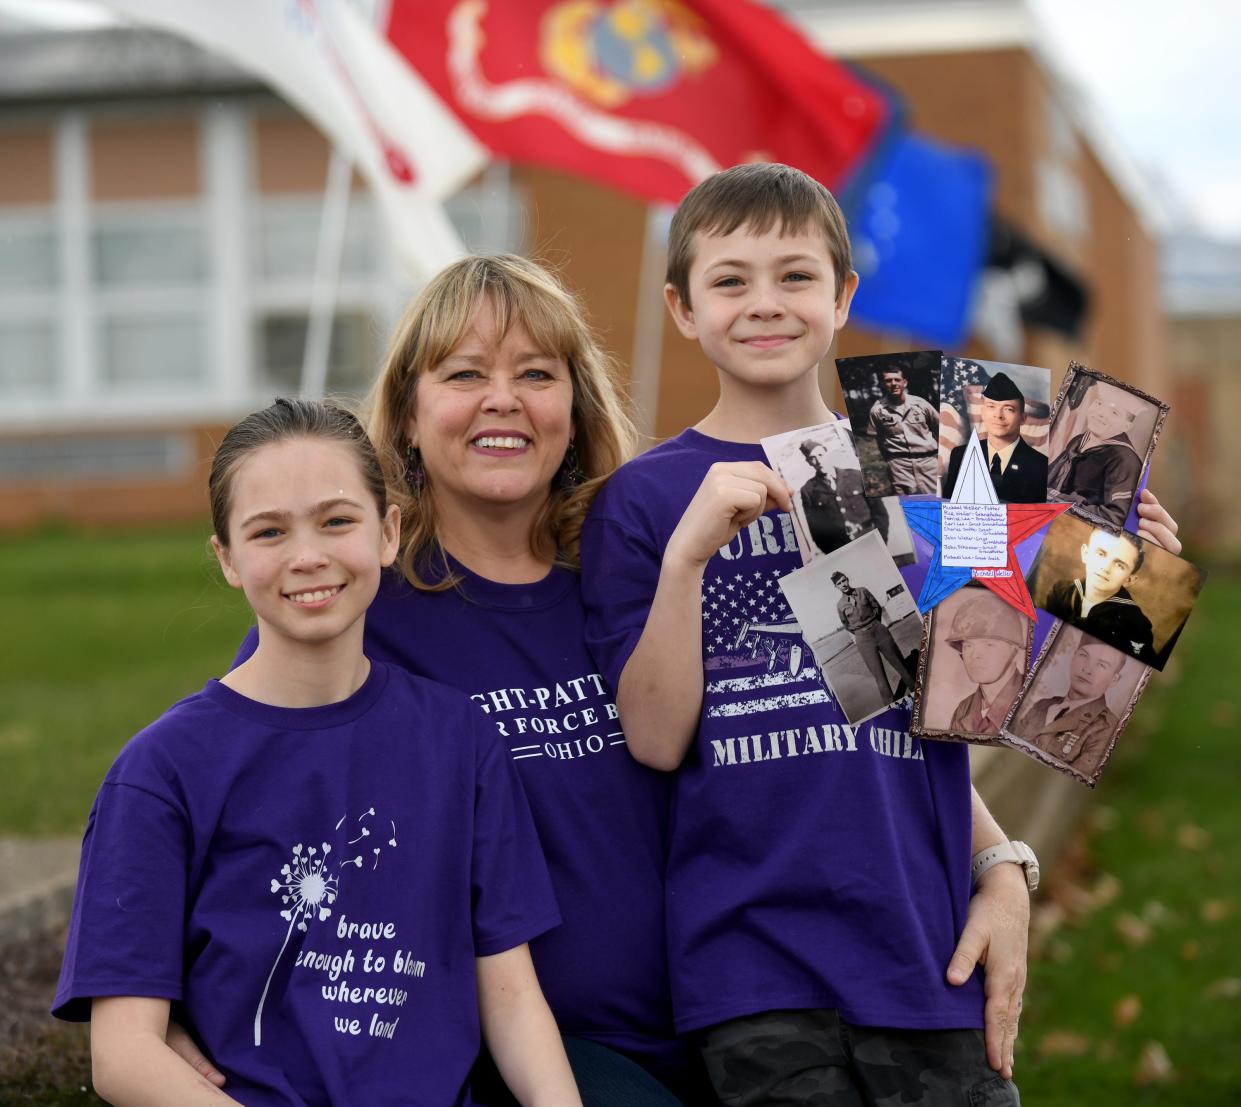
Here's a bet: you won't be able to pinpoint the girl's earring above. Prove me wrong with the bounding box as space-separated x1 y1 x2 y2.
405 444 426 495
556 441 585 492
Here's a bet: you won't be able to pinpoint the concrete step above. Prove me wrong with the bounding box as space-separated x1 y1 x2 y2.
0 836 81 946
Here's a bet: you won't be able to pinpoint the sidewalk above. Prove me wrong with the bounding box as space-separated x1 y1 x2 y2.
0 837 80 946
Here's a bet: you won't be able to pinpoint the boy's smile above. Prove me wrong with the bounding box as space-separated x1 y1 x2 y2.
665 226 857 395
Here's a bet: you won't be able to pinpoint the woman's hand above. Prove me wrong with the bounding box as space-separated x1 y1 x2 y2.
1135 488 1181 555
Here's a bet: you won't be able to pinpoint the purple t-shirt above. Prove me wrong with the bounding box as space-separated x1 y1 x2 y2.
581 428 982 1035
54 662 558 1107
360 564 681 1078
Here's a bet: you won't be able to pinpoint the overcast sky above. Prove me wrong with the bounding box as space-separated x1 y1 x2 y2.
3 0 1238 239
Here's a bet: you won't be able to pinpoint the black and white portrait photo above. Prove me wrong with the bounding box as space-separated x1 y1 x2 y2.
912 584 1032 742
836 350 941 498
1003 624 1151 787
762 420 915 565
1026 511 1204 672
1046 364 1167 527
778 531 922 724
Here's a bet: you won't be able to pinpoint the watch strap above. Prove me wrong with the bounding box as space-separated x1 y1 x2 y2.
970 839 1039 892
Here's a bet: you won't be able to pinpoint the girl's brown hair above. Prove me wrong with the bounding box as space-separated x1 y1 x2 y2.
209 397 386 545
367 254 637 589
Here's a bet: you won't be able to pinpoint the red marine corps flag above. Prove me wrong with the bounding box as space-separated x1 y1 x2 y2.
385 0 896 202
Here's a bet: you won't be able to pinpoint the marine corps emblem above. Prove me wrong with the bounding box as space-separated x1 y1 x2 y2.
540 0 717 107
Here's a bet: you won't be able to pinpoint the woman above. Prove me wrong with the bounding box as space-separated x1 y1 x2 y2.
214 255 699 1105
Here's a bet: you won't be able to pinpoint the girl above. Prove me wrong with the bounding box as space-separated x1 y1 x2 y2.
219 257 703 1105
54 399 581 1107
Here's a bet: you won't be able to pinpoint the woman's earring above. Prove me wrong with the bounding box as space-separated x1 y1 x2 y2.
556 441 585 492
405 444 425 494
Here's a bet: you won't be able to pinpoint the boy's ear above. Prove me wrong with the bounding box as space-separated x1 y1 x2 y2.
834 270 860 328
664 283 698 340
211 535 242 590
379 503 401 568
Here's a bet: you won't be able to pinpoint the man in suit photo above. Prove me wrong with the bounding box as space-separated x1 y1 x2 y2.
942 371 1048 503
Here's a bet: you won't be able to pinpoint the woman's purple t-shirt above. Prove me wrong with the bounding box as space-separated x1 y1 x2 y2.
359 564 682 1077
581 428 984 1035
54 662 558 1106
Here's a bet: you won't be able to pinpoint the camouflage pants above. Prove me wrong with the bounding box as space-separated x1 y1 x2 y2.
701 1009 1019 1107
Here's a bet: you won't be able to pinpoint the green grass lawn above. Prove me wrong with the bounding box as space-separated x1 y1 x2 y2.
1016 571 1241 1104
2 526 1238 1101
0 524 253 835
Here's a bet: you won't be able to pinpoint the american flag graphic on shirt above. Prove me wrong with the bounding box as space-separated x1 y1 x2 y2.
938 357 1051 471
701 567 833 719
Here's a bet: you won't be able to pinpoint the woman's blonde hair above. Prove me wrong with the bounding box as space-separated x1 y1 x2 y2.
367 253 638 589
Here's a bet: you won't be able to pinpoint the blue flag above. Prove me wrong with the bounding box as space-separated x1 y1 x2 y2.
846 132 994 347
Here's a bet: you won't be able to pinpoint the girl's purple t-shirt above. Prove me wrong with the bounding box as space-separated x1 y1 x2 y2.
359 564 681 1077
581 428 984 1035
54 662 559 1106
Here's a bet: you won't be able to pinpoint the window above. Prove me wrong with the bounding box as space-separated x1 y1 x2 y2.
256 310 377 395
99 315 206 390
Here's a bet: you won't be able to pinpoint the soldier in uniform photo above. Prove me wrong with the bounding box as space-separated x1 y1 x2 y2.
1048 379 1145 524
1011 633 1126 771
944 591 1028 736
830 570 914 703
942 372 1048 503
866 366 939 495
798 438 888 555
1045 527 1157 665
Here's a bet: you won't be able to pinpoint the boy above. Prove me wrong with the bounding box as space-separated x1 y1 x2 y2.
580 163 1029 1104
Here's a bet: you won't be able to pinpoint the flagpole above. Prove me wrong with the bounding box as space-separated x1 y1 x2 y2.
630 204 673 441
300 147 353 399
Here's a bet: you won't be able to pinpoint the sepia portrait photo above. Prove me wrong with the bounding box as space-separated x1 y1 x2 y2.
835 350 941 498
778 531 922 724
1002 623 1151 787
1046 363 1167 527
1026 511 1205 672
938 358 1052 504
762 420 915 566
912 583 1032 743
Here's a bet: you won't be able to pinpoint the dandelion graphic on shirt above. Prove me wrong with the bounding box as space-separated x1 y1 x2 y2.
254 807 399 1046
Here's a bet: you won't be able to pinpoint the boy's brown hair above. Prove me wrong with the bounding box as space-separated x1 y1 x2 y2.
665 162 853 309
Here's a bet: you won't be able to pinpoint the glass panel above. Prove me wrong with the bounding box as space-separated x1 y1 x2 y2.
0 319 57 394
100 315 205 389
94 222 205 285
0 224 57 290
252 200 378 281
257 311 376 395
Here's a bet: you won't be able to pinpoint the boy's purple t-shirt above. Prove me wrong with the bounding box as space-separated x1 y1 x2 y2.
54 662 559 1106
581 428 983 1035
359 564 681 1075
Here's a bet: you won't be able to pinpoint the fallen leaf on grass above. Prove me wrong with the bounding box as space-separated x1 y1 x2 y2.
1114 912 1152 947
1201 899 1232 923
1113 994 1142 1027
1091 872 1122 909
1176 824 1211 851
1181 940 1200 961
1039 1030 1091 1058
1090 805 1119 832
1134 1040 1174 1085
1210 700 1234 728
1140 899 1170 927
1136 807 1165 839
1205 977 1241 999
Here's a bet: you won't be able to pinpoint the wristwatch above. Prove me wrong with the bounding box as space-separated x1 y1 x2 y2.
970 840 1039 893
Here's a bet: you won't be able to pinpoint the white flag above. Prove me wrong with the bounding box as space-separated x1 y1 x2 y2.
101 0 489 280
